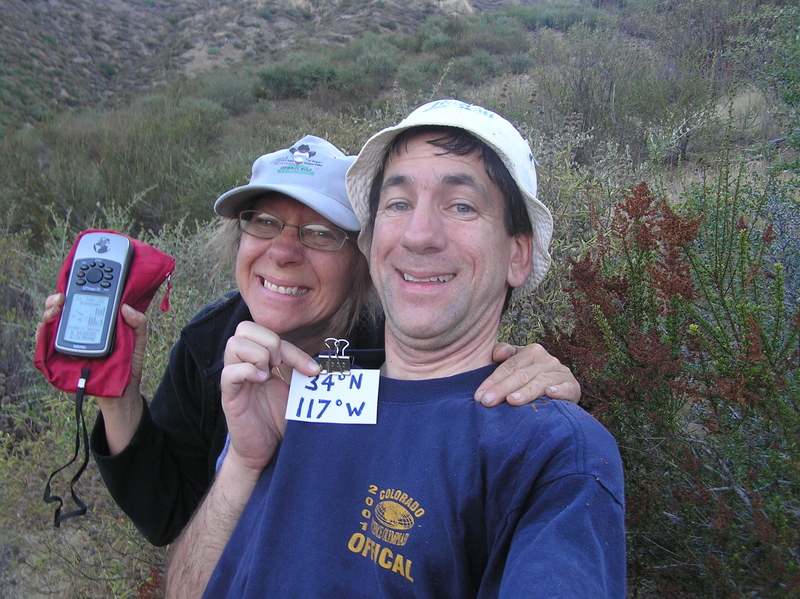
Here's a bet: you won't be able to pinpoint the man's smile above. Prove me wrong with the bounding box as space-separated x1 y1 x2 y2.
402 272 455 283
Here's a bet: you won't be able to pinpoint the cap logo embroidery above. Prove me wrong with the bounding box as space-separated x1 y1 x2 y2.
274 154 322 176
289 143 316 164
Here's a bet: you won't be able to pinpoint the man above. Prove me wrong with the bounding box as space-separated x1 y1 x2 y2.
165 100 625 598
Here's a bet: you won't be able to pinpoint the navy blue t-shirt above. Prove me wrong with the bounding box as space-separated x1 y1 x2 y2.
204 365 626 598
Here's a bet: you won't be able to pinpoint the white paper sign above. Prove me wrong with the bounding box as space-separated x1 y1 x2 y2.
286 369 380 425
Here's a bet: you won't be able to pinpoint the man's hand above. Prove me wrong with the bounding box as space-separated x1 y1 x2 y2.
477 342 581 406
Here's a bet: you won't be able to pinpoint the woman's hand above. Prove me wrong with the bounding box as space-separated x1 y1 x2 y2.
36 293 148 454
220 321 320 477
35 293 66 343
477 342 581 407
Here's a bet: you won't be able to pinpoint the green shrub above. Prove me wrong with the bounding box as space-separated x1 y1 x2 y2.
26 100 52 122
503 52 533 75
94 96 228 228
98 61 116 78
0 94 231 237
0 223 37 436
729 4 800 166
503 2 605 32
412 17 452 54
256 53 337 100
195 68 258 116
394 55 446 92
528 24 721 160
0 112 109 236
621 0 745 73
407 12 531 61
332 33 401 89
534 160 800 596
447 51 498 87
458 14 524 56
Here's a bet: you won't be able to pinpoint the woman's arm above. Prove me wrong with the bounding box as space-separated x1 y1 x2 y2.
165 323 319 598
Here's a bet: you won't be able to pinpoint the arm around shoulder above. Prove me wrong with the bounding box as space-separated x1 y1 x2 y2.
91 322 221 546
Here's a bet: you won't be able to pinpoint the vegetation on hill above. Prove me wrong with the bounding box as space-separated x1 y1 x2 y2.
1 0 798 597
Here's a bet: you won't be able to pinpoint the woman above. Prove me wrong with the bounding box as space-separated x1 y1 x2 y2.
39 136 579 546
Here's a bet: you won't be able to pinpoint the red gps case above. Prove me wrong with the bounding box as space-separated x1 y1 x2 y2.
34 229 175 398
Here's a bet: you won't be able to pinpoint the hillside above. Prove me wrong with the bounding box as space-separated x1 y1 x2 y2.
1 0 512 131
1 0 799 597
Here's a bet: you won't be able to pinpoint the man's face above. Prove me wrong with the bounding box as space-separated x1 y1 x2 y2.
369 132 532 352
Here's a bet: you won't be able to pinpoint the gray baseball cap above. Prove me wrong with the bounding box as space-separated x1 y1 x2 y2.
215 135 360 232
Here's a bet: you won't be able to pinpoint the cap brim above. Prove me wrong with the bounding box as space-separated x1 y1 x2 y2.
214 183 361 232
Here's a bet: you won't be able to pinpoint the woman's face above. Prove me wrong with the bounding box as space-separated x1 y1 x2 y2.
236 194 360 350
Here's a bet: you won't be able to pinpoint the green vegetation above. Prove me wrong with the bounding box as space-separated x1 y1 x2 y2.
1 0 798 597
729 3 800 168
532 165 800 596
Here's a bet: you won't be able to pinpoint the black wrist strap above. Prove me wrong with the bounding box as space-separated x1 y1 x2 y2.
43 366 91 526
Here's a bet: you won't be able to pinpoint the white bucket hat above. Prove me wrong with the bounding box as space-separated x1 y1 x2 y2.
346 99 553 301
215 135 360 232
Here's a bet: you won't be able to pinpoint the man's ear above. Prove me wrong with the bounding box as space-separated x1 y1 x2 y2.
507 234 533 289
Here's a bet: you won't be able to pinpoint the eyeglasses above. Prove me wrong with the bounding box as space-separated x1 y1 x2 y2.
238 210 350 252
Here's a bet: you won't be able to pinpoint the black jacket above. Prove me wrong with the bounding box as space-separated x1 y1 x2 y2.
91 291 383 546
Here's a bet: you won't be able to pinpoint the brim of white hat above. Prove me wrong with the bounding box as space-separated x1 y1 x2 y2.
347 120 552 301
214 183 362 232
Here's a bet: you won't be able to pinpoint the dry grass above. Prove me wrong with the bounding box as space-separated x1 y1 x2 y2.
1 403 167 598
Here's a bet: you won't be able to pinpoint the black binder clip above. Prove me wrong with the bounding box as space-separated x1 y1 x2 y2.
320 338 351 375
